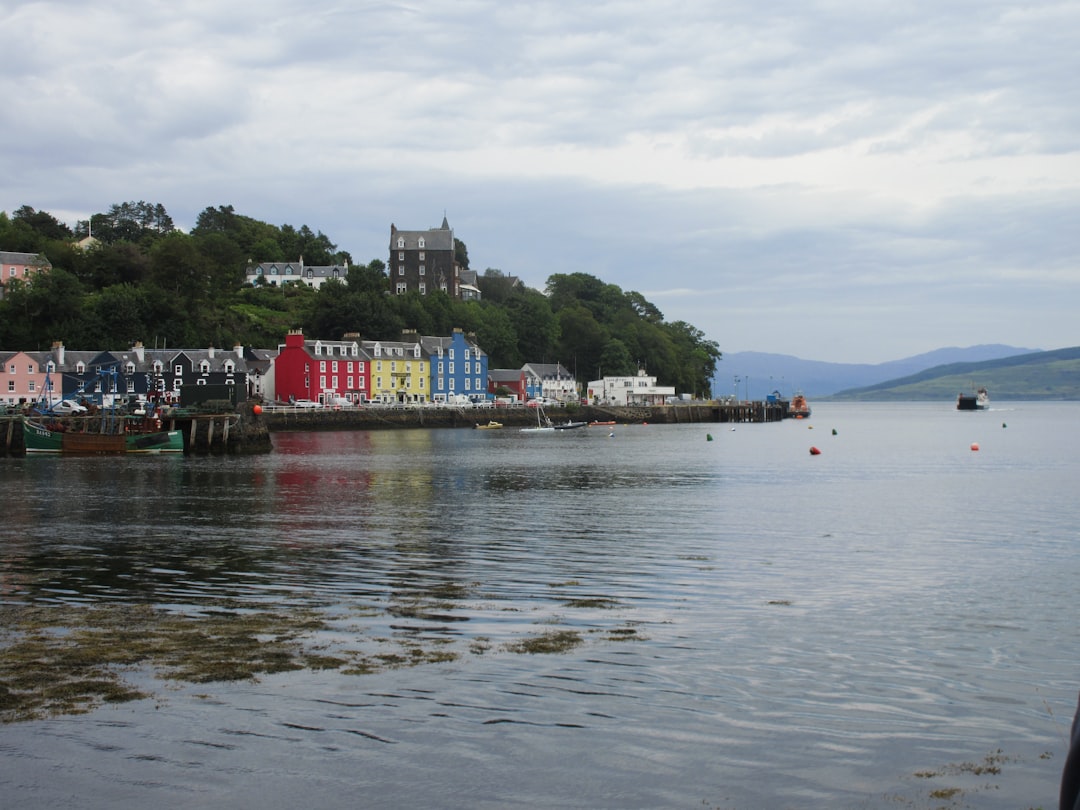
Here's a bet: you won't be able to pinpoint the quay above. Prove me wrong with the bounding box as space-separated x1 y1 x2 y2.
1 401 785 457
257 400 786 431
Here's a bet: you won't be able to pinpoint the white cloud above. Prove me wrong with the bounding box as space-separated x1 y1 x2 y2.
2 0 1079 362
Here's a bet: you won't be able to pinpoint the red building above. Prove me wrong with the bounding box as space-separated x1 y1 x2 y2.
488 368 528 402
274 330 370 405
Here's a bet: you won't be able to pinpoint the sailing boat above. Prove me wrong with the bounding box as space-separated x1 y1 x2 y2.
520 404 588 432
520 404 556 433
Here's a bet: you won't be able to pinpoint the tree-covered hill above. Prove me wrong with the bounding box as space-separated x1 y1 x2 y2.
0 203 721 397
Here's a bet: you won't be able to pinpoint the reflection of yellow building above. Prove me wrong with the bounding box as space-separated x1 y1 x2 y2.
367 339 429 404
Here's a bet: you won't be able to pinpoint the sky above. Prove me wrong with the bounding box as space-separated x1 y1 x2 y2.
3 0 1078 364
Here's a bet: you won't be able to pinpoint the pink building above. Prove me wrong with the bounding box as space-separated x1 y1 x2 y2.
0 350 53 408
0 251 51 298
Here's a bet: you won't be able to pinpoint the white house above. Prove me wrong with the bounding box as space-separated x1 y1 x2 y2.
587 368 675 406
245 259 348 290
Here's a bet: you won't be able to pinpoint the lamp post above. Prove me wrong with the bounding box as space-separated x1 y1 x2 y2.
733 375 741 403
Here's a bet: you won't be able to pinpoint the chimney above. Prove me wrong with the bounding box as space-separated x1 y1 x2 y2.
132 341 145 363
208 345 216 359
51 341 65 366
234 343 244 359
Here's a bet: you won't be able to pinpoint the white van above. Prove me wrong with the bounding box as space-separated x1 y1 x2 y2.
327 396 356 409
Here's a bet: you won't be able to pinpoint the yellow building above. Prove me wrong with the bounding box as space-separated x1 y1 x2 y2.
366 339 428 404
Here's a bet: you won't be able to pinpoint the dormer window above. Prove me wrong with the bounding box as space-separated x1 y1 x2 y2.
418 237 425 248
200 361 210 373
76 362 86 373
224 361 235 373
126 362 136 373
397 237 405 249
153 361 163 373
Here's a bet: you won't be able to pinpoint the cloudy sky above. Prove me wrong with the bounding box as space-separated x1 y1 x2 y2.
3 0 1078 363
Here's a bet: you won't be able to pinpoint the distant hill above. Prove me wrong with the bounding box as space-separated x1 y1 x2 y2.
829 346 1080 401
717 345 1041 399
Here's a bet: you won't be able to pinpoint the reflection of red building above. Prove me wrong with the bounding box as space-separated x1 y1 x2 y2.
274 329 370 405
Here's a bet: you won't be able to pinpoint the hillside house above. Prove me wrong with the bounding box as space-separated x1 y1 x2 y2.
389 217 461 298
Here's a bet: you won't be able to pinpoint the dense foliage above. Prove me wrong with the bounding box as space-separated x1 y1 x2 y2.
1 203 721 396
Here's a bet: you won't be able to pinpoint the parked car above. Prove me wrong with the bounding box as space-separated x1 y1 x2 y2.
291 399 322 408
327 396 356 409
51 400 89 415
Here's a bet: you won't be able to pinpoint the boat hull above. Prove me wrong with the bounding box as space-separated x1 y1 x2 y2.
24 421 183 455
957 388 989 411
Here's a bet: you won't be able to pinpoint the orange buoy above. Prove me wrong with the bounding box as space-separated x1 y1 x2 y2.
970 442 979 451
253 404 263 415
809 446 821 455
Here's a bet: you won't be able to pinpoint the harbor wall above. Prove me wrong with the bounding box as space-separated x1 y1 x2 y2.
1 402 784 456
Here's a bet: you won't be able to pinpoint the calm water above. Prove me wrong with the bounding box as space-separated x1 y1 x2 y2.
2 402 1079 808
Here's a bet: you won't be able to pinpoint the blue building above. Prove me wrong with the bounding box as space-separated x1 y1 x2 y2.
418 328 489 403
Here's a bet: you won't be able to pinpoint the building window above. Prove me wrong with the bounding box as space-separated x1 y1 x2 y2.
418 237 425 248
397 237 404 249
399 252 404 260
398 265 405 275
200 361 210 373
419 265 425 275
175 364 184 375
396 282 407 294
419 251 425 260
419 283 426 294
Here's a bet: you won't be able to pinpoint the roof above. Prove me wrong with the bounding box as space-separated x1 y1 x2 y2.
0 251 51 267
488 368 525 383
389 219 455 251
522 362 573 379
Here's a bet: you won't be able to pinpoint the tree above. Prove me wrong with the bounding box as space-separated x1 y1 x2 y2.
598 339 635 377
13 206 73 241
92 201 174 245
454 237 470 271
504 288 558 364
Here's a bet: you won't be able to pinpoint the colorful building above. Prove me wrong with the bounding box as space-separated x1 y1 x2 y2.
366 336 427 404
274 330 369 404
417 328 488 403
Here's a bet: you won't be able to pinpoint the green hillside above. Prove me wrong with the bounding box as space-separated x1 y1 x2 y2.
830 347 1080 401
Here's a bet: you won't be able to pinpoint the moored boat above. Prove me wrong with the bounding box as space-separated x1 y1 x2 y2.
23 417 183 455
787 391 811 419
475 420 503 430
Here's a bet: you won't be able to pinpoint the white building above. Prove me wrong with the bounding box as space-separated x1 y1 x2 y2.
586 368 675 406
245 259 348 290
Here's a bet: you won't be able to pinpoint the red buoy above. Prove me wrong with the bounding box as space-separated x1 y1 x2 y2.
253 404 263 415
809 446 821 455
970 442 979 451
